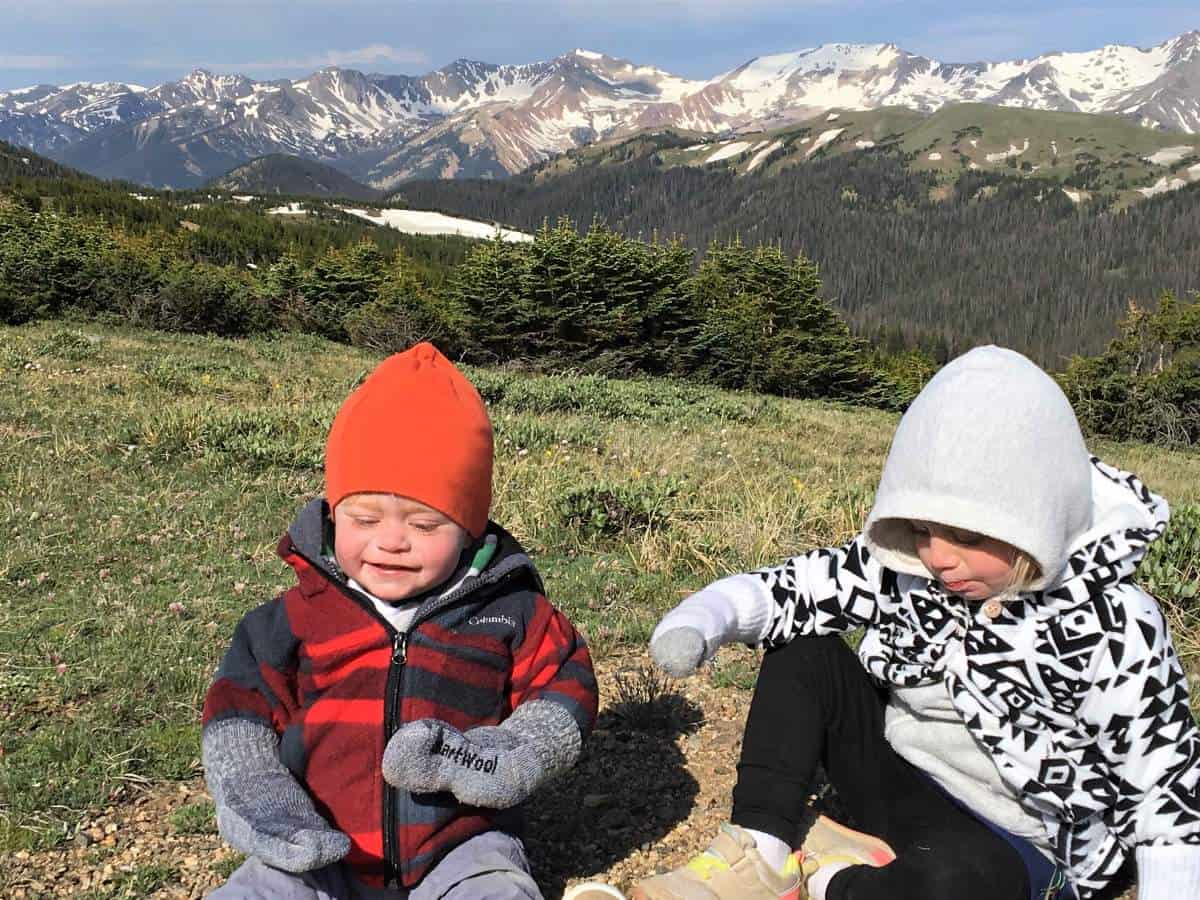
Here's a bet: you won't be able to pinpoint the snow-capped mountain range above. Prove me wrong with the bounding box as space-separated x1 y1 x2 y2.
3 30 1198 189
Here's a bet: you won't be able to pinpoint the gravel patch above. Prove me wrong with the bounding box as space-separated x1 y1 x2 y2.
0 647 1135 898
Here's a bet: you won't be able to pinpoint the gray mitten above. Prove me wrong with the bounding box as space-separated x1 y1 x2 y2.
202 718 350 872
650 626 718 677
382 700 581 809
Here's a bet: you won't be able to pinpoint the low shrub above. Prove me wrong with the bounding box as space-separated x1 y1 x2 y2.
1142 503 1200 608
556 476 684 539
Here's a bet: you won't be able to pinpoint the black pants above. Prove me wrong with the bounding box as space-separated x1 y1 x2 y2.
731 635 1033 900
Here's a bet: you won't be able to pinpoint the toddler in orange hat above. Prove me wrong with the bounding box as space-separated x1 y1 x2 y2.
202 343 598 898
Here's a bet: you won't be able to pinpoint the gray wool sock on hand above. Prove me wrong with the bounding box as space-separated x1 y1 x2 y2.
202 718 350 872
382 699 582 809
650 626 716 678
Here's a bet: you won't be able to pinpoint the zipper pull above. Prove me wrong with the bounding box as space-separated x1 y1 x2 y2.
392 632 408 665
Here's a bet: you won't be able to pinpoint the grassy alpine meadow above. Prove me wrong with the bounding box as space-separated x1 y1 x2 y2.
1 320 1198 856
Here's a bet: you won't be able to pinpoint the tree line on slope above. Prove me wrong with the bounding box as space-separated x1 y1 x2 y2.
0 139 473 276
392 149 1200 367
0 201 892 405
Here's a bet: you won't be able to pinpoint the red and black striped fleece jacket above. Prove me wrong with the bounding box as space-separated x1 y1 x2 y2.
202 498 597 888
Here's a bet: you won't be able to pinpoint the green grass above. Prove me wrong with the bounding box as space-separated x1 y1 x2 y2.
75 862 179 899
1 320 1198 852
169 801 216 836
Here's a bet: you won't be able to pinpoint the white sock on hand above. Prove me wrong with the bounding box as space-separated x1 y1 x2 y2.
807 860 852 900
745 828 792 872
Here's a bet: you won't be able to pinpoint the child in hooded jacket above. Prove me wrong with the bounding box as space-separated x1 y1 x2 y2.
201 343 598 899
633 346 1200 900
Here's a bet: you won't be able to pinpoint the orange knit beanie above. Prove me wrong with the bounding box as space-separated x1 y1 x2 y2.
324 343 493 537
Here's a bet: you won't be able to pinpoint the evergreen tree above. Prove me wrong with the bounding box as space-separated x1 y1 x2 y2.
1060 291 1200 446
344 250 468 356
299 241 385 341
686 240 879 400
447 234 533 361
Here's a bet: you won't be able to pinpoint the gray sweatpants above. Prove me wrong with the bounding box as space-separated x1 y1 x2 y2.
208 830 542 900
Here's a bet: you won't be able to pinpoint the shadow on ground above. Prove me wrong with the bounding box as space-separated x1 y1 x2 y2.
525 685 703 897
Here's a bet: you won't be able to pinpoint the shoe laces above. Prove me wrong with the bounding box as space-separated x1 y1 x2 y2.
799 849 858 875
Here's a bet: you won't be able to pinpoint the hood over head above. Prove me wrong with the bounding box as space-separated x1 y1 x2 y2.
864 345 1096 591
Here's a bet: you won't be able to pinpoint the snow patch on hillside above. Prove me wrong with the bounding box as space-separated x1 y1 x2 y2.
707 141 751 162
1143 145 1194 165
341 207 532 241
985 138 1030 162
1138 175 1189 196
746 140 782 171
855 139 875 149
807 127 844 156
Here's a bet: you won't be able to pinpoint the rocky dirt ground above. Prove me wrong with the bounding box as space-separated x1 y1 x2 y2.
1 650 1136 899
0 652 753 899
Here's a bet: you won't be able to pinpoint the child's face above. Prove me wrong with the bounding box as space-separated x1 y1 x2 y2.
910 520 1017 601
333 493 469 602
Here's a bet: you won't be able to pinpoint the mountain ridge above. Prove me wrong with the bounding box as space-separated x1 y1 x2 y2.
3 31 1199 188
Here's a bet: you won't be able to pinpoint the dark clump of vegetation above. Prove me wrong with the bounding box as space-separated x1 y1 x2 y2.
0 180 902 408
1059 291 1200 448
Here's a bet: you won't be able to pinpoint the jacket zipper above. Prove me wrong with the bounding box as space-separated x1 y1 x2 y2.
382 628 409 886
380 569 514 885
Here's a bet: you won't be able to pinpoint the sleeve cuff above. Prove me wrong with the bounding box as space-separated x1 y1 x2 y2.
650 572 773 647
1135 843 1200 900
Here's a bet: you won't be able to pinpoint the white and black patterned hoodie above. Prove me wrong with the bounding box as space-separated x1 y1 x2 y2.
655 348 1200 898
741 458 1200 897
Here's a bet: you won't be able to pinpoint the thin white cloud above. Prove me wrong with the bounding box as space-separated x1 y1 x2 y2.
320 44 429 67
0 53 72 70
558 0 842 15
138 44 430 76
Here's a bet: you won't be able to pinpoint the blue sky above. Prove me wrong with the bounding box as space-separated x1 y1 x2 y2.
0 1 1196 91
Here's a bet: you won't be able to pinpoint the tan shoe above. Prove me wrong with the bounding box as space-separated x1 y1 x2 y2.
630 824 807 900
800 814 896 869
563 884 626 900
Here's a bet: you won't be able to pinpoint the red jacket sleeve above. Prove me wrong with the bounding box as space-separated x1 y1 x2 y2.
509 595 598 737
202 595 302 735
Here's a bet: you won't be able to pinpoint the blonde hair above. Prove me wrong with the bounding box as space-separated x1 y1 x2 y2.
1004 551 1042 596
